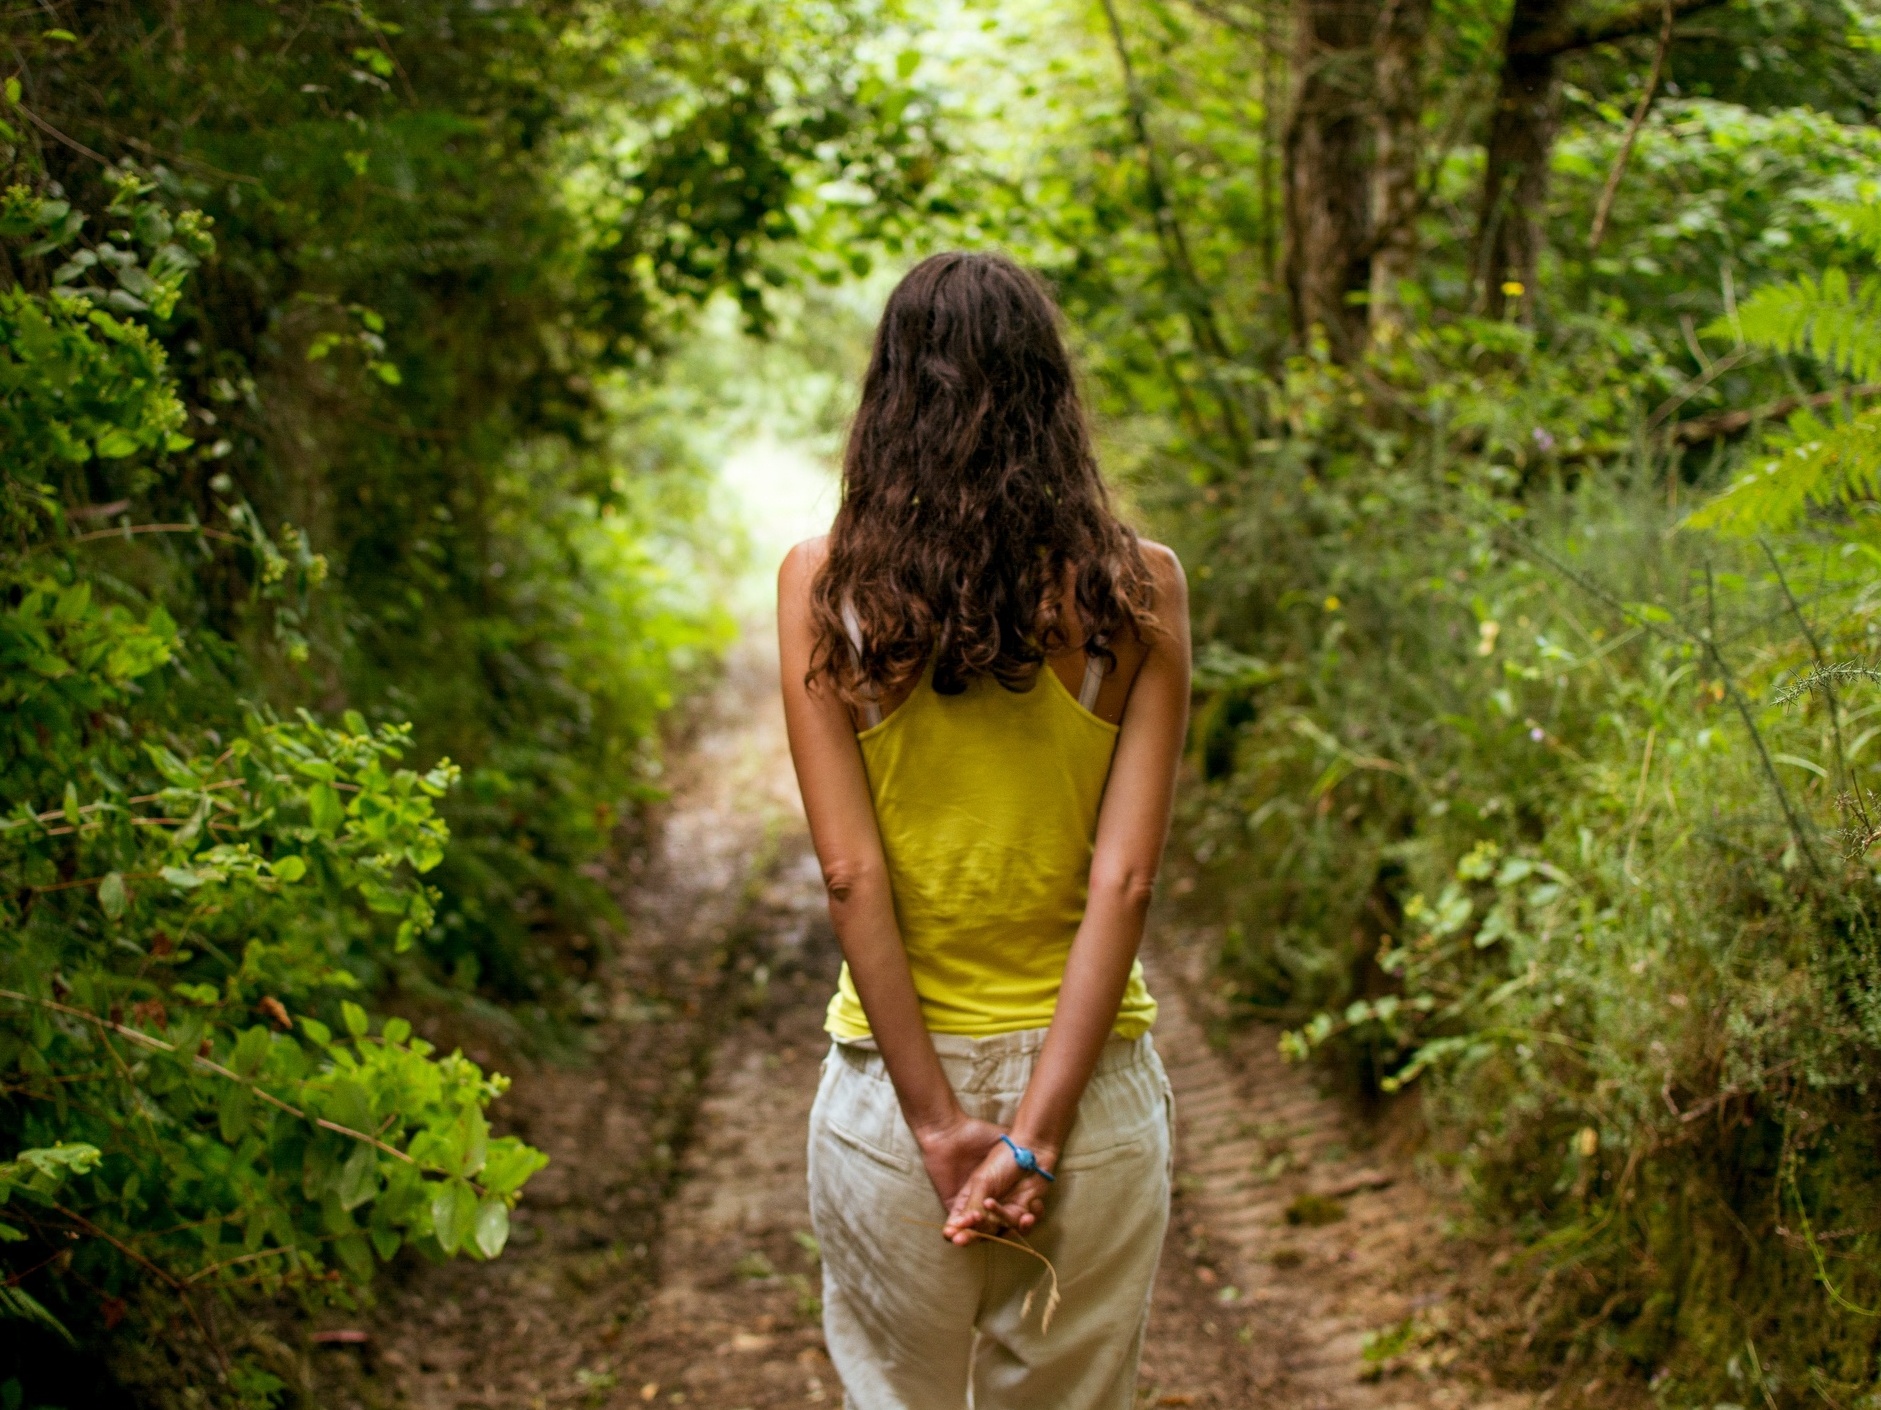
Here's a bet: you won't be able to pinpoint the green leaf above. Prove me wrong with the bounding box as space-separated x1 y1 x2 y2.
340 1000 369 1038
94 428 141 459
381 1016 411 1045
299 1015 332 1045
325 1077 374 1135
98 871 126 919
0 1285 74 1346
218 1081 253 1142
309 782 344 834
353 46 396 78
337 1143 380 1211
430 1178 477 1255
334 1230 375 1282
232 1024 272 1076
441 1107 489 1178
4 77 20 105
479 1137 549 1196
270 853 307 883
896 48 921 79
473 1197 510 1258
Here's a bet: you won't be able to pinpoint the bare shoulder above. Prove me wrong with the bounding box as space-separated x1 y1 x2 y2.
778 535 830 599
1137 538 1188 610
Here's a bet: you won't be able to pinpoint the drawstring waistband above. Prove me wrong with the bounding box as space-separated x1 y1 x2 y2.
833 1029 1157 1094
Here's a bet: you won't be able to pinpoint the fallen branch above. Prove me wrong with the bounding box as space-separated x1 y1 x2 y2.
1670 384 1881 443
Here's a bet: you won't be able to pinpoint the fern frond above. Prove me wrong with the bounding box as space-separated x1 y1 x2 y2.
1688 403 1881 535
1816 199 1881 262
1703 270 1881 381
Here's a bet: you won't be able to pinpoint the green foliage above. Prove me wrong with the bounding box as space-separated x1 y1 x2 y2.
1691 198 1881 538
1730 265 1881 384
1692 402 1881 537
947 2 1881 1398
1171 425 1881 1402
0 1 943 1401
4 0 942 1021
0 175 550 1401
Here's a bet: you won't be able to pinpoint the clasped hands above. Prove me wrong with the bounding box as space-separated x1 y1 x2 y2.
916 1113 1057 1246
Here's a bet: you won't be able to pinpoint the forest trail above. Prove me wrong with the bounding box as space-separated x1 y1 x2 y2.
322 638 1534 1410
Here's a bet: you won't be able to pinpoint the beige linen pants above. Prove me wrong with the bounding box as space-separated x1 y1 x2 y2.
806 1029 1173 1410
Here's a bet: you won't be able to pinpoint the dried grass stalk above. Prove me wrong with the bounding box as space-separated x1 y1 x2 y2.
897 1218 1063 1333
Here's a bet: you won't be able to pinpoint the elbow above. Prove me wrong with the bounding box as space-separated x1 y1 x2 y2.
1089 863 1159 914
820 855 886 908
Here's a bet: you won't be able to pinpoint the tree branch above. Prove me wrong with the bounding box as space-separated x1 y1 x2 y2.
1587 0 1674 252
1511 0 1725 57
1176 0 1263 33
1671 384 1881 443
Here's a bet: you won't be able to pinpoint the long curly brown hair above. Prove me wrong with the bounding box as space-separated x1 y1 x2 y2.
810 251 1154 703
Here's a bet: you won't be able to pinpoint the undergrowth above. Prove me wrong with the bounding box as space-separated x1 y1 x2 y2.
1173 442 1881 1403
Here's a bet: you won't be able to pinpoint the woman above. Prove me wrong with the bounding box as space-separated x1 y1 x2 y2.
777 250 1191 1410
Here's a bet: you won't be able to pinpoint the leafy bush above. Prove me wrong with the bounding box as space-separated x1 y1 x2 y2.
1169 361 1881 1400
0 174 548 1402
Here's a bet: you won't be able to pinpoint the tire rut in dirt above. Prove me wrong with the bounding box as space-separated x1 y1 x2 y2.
1146 921 1536 1410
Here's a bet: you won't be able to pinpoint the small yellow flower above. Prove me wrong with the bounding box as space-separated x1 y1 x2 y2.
1501 280 1525 297
1323 595 1342 612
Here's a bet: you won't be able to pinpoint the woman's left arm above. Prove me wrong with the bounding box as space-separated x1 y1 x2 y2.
941 546 1191 1243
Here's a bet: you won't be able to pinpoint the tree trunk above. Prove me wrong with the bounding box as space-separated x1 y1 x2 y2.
1284 0 1379 361
1474 0 1574 321
1367 0 1431 339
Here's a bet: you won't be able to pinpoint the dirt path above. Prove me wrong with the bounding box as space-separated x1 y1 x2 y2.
313 640 1531 1409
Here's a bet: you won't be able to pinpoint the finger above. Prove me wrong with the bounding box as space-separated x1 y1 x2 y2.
943 1193 989 1240
989 1197 1033 1229
995 1177 1051 1230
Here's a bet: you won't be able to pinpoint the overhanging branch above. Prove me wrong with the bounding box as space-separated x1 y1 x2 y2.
1511 0 1726 57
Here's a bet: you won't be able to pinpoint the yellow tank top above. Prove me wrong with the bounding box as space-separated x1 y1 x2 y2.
823 659 1158 1041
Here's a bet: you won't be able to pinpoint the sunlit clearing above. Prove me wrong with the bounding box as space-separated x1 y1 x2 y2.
717 433 839 625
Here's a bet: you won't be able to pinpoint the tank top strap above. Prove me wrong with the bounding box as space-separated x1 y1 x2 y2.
840 601 884 729
1077 651 1108 713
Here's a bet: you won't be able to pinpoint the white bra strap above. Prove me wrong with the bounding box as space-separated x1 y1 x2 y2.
1077 651 1108 712
840 600 884 729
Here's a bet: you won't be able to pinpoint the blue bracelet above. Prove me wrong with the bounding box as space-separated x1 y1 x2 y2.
999 1134 1055 1183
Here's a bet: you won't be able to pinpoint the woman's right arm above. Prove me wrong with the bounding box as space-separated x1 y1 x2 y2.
777 540 1007 1213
